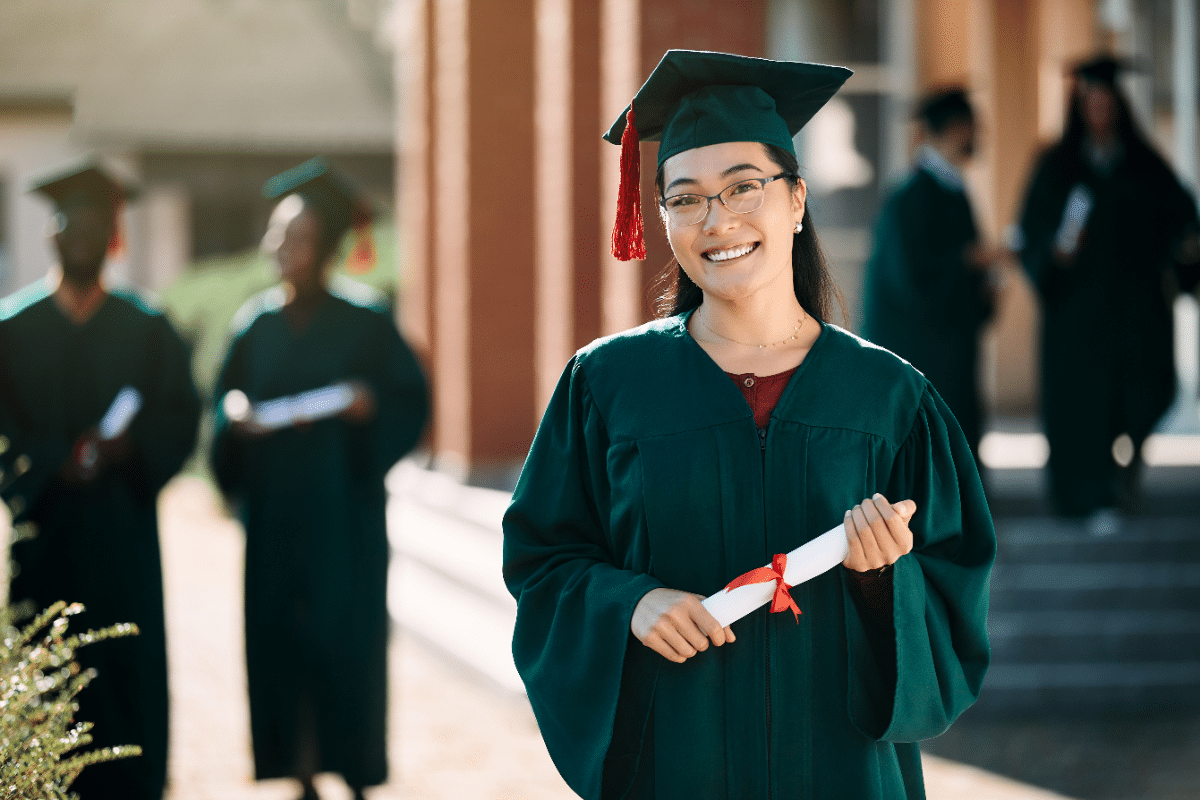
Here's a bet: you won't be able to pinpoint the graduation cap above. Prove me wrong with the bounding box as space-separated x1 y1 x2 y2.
29 160 138 257
263 158 377 273
1072 54 1135 87
602 50 852 261
915 87 974 133
30 161 137 212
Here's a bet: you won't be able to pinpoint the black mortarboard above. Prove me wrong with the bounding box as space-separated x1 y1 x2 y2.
263 157 377 270
29 161 137 212
602 50 851 261
916 87 974 133
1073 55 1133 87
263 157 373 238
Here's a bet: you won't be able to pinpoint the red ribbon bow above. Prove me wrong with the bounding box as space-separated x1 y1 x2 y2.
723 553 801 623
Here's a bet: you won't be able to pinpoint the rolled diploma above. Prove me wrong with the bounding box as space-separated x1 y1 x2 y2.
702 524 850 629
252 382 356 430
1054 183 1094 255
98 386 143 441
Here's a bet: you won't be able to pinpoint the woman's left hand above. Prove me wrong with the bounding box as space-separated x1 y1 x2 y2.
842 493 917 572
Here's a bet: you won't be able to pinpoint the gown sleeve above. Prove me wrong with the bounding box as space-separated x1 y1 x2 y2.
122 314 201 501
354 313 429 481
891 178 989 322
1017 150 1073 303
843 382 995 741
0 323 69 520
502 358 665 800
210 327 250 499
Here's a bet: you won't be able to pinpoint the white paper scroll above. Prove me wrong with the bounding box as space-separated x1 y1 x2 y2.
701 525 850 629
224 383 356 432
1054 183 1094 256
98 386 143 441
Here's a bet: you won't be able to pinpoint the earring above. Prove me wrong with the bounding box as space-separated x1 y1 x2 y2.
794 221 803 234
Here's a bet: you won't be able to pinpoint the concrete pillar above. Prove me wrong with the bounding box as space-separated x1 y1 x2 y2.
1173 0 1199 425
882 0 918 185
1174 0 1199 191
142 184 191 293
393 0 433 355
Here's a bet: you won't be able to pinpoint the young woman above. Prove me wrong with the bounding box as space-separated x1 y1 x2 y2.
1017 55 1200 528
503 51 995 800
212 159 428 800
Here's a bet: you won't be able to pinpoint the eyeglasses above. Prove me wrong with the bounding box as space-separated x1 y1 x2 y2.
660 173 794 227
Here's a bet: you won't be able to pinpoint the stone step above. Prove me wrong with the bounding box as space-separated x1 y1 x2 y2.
990 562 1200 592
973 662 1200 716
989 632 1200 664
989 586 1200 613
993 518 1200 563
990 609 1200 637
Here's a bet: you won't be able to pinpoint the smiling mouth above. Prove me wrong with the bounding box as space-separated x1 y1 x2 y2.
703 242 759 262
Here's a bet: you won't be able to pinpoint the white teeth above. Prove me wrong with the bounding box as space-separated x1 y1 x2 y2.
705 243 756 262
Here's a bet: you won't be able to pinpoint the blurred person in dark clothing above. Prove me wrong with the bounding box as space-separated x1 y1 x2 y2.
862 88 1002 461
211 159 428 800
0 161 201 800
1017 56 1200 533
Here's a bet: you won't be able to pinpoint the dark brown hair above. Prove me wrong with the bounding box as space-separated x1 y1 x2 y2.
650 143 846 324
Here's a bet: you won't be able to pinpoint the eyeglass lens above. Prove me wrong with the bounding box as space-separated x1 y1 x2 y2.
663 179 768 226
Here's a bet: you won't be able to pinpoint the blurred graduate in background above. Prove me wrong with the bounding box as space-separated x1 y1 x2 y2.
0 161 201 800
862 87 1004 462
211 159 429 800
1017 56 1200 533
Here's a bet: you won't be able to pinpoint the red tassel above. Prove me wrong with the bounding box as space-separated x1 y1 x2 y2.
611 108 646 261
348 219 377 274
106 199 125 259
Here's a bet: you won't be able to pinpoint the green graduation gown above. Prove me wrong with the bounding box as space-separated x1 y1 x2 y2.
862 165 993 455
211 283 428 787
0 282 200 800
503 314 994 800
1018 142 1199 515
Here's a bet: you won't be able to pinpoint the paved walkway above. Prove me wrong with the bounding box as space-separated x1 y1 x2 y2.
157 476 1073 800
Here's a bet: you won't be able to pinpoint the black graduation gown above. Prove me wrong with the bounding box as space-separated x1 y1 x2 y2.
0 283 200 800
862 166 993 454
211 284 428 787
1018 142 1199 515
503 314 995 800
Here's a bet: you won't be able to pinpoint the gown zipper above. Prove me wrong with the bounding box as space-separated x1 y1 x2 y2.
759 424 772 800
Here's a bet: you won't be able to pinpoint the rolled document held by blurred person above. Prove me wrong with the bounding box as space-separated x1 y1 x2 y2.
99 386 143 440
222 383 356 432
1054 183 1094 257
79 385 143 471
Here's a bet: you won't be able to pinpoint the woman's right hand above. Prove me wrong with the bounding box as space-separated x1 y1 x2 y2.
631 587 735 663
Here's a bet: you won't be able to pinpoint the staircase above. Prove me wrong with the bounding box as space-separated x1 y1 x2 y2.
981 511 1200 715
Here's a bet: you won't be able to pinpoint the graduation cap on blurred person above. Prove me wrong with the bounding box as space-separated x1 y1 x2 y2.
602 50 852 261
29 160 139 258
263 157 377 273
1072 54 1137 87
915 87 974 133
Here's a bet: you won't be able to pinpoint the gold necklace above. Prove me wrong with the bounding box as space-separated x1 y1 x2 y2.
696 308 806 349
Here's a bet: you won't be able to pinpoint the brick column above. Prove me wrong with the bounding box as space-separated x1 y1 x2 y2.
394 0 768 486
396 0 538 487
